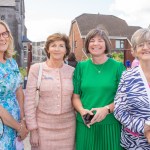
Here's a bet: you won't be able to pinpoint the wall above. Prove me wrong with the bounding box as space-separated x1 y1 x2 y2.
69 22 85 61
0 0 26 66
69 21 133 62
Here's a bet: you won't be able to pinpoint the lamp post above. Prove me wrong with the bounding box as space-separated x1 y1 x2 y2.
22 35 32 75
22 35 32 89
27 43 32 75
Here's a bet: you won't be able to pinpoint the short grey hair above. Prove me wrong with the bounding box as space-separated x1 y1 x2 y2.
131 28 150 51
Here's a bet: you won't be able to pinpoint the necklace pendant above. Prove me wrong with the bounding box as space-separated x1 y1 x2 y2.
98 71 101 73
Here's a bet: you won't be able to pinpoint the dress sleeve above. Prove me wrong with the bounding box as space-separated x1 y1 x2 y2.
114 72 145 135
24 63 39 130
73 62 81 95
11 59 23 89
116 62 126 85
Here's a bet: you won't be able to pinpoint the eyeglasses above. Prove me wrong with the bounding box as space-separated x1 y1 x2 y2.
137 41 150 49
0 31 9 38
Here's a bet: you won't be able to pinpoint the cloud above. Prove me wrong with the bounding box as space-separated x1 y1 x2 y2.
26 18 71 42
25 0 150 41
110 0 150 28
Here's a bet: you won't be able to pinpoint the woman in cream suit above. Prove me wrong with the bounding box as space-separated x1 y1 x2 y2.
25 33 75 150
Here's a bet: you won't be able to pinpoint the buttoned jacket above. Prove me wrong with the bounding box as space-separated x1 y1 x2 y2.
25 62 75 130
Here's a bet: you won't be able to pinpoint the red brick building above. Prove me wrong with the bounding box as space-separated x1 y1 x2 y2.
69 13 141 63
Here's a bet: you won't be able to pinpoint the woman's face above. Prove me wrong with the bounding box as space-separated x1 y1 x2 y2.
47 40 66 61
88 35 106 57
0 24 9 53
134 40 150 61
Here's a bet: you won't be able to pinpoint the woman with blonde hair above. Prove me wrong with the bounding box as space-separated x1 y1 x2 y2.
0 20 28 149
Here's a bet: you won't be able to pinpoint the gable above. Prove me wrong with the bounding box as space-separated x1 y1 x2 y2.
75 13 141 39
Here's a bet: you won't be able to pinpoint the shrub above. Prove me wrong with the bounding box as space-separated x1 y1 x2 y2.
111 52 124 63
19 67 27 79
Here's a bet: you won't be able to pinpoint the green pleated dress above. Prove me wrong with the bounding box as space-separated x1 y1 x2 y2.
73 58 125 150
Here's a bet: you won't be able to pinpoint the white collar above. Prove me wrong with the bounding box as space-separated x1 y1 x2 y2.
139 65 150 101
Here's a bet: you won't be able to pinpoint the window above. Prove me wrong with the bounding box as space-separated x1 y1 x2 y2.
24 50 28 59
23 46 27 49
1 15 5 20
74 41 77 48
115 40 124 49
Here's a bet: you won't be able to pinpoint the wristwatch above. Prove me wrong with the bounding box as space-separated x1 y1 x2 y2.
105 105 111 114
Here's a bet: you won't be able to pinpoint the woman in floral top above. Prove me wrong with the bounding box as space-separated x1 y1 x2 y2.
0 21 28 149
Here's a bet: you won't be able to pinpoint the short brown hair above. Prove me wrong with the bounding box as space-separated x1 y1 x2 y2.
44 33 70 59
84 28 111 54
0 20 14 59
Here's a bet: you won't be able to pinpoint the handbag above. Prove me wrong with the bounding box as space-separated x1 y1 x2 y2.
35 63 43 107
15 137 24 150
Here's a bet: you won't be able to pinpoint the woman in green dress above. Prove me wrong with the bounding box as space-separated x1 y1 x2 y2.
72 28 125 150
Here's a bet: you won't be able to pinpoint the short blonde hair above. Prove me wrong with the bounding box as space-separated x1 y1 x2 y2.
131 28 150 51
0 20 14 59
44 33 70 59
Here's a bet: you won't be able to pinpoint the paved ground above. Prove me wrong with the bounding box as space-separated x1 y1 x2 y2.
22 89 30 149
23 134 31 150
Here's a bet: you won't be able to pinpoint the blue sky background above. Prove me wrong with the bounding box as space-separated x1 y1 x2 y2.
25 0 150 41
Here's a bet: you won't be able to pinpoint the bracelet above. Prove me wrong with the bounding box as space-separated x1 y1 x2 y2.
21 117 26 121
17 122 23 136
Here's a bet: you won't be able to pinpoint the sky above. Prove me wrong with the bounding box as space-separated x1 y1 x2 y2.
25 0 150 42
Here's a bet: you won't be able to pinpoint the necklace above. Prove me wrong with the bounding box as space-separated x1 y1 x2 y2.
91 59 105 74
93 64 104 73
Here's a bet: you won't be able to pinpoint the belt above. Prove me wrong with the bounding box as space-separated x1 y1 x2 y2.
124 128 140 137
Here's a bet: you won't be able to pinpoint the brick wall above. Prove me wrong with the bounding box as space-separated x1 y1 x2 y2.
69 22 86 61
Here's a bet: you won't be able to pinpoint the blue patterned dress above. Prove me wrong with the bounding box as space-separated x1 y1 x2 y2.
0 58 22 150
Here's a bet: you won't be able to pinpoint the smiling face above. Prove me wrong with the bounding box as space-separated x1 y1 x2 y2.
88 35 106 57
47 40 66 61
84 28 111 55
44 33 70 60
131 28 150 62
134 41 150 61
0 24 9 54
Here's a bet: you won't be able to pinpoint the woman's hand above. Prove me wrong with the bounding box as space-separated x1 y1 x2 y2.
144 124 150 143
89 107 108 125
17 122 28 141
30 129 39 148
79 108 93 128
145 130 150 143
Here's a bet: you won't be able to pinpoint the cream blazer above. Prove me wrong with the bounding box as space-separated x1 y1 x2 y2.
24 62 75 130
